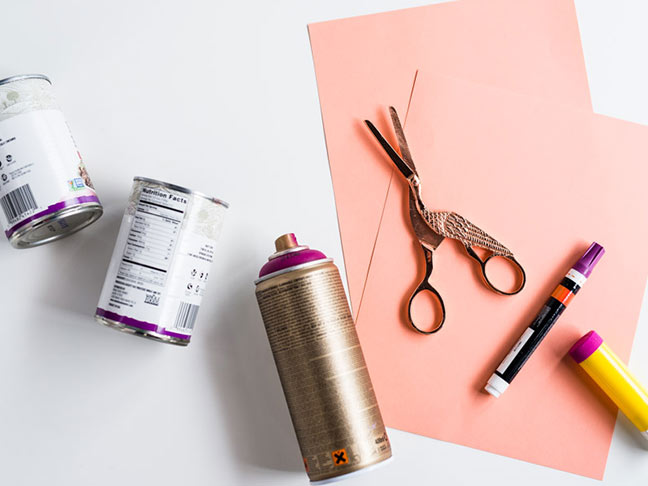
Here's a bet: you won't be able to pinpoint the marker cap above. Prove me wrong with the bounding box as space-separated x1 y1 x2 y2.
572 242 605 278
568 330 603 364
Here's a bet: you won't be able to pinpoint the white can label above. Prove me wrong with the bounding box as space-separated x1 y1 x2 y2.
0 109 98 236
96 182 225 341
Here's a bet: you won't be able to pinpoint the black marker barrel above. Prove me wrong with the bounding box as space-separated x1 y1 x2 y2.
485 242 605 398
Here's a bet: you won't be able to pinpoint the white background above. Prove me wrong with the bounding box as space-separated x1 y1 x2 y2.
1 1 647 484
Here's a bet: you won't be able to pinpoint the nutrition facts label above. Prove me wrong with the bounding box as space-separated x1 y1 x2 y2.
119 196 185 290
116 188 187 300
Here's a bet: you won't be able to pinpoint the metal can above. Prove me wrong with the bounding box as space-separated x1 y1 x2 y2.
0 74 102 248
95 177 228 346
254 234 392 483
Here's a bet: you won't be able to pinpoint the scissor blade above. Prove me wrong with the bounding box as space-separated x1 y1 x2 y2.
389 106 418 176
409 189 444 250
364 119 416 181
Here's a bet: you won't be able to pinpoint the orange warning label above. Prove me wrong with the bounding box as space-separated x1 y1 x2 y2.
332 449 348 466
303 457 309 472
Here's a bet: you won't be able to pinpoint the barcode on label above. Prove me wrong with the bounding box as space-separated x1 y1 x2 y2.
173 302 199 331
0 184 38 223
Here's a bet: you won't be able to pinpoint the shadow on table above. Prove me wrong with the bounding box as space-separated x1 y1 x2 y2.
35 194 123 320
204 254 303 473
616 413 648 451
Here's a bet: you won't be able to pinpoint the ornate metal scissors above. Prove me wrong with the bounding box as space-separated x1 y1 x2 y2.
365 107 526 334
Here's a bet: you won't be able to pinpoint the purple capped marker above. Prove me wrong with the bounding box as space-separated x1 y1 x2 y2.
485 242 605 398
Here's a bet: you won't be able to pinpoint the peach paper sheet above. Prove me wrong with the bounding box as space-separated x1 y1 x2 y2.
357 72 648 479
308 0 592 321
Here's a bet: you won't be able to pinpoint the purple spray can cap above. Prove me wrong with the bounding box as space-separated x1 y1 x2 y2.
572 242 605 277
257 233 329 281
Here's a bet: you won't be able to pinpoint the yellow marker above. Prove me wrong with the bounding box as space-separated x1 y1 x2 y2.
569 330 648 441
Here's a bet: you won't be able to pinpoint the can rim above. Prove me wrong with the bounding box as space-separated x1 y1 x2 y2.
254 258 333 284
9 201 103 248
134 176 229 208
0 74 51 86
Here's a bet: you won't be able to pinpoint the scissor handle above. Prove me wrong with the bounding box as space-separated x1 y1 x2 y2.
407 245 446 334
464 246 526 295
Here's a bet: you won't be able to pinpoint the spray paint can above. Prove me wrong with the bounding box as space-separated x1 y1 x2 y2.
254 234 392 483
0 74 102 248
95 177 228 346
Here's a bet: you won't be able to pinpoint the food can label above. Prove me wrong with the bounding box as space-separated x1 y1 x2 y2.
0 109 99 236
97 183 224 340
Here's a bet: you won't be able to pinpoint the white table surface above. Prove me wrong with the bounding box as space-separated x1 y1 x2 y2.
1 1 647 484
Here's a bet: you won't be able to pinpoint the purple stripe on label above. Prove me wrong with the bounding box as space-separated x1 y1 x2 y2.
5 194 101 238
95 307 191 341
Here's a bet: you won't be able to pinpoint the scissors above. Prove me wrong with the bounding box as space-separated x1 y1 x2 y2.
364 107 526 334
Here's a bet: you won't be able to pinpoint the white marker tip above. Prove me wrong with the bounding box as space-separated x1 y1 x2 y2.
484 384 501 398
485 374 509 398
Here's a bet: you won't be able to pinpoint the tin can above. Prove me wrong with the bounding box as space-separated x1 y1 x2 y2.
254 234 392 483
95 177 228 346
0 74 102 248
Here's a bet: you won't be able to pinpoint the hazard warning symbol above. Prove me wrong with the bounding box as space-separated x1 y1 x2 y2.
331 448 348 466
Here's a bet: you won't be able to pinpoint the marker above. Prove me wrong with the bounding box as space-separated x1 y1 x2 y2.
569 330 648 441
485 242 605 398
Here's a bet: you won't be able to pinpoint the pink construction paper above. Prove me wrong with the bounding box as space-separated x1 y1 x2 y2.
309 0 592 320
357 72 648 479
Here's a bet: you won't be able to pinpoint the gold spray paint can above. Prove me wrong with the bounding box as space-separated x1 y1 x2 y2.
254 233 392 483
